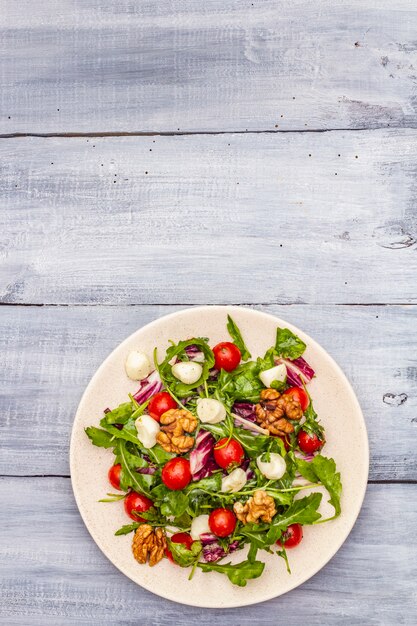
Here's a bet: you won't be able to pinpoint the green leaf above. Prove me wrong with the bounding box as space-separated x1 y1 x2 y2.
99 418 141 445
115 522 140 536
198 559 265 587
270 492 323 531
155 338 215 397
296 455 342 518
103 401 134 425
117 440 154 497
232 362 264 402
167 539 202 567
299 401 325 439
275 327 306 359
187 474 222 494
85 426 115 448
98 492 126 502
159 491 189 518
226 315 251 360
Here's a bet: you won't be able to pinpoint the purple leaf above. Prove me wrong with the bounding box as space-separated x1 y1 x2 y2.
190 429 218 480
202 539 241 563
232 402 256 421
276 356 315 388
133 370 163 404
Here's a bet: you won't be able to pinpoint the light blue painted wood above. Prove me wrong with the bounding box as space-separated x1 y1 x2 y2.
1 0 417 133
0 478 415 624
0 303 415 480
1 131 416 305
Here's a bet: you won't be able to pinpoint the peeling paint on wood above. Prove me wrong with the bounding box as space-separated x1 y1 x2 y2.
1 0 417 133
1 131 417 305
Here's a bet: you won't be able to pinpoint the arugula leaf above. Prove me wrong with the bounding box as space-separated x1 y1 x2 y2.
256 347 276 371
299 401 325 438
159 491 189 517
117 441 154 497
227 315 251 360
296 455 342 518
198 559 265 587
156 338 215 397
275 327 306 359
99 418 141 445
232 362 264 402
187 474 222 494
85 427 115 448
270 492 322 531
102 401 134 425
115 522 140 536
167 540 202 567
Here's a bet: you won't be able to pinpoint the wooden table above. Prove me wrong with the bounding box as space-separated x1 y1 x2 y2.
1 1 416 623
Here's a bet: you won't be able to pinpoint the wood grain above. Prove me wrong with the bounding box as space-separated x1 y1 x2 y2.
1 0 417 133
1 131 416 305
0 477 415 624
1 304 415 480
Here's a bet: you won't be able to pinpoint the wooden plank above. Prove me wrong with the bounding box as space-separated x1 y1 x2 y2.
0 477 415 624
1 0 417 133
1 131 416 305
1 304 415 480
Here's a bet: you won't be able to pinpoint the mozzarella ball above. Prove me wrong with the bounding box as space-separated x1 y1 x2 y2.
221 468 247 493
256 453 287 480
125 351 152 381
196 398 226 424
190 514 211 540
171 361 203 385
135 415 160 448
259 363 287 388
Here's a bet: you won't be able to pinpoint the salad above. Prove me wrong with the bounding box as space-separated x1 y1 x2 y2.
86 316 341 587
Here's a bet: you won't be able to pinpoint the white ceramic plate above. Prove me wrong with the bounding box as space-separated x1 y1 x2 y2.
70 305 369 608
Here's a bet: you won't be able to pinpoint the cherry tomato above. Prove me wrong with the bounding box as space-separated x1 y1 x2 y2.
213 342 241 372
124 491 153 521
209 508 236 537
214 437 244 470
165 532 194 564
297 430 324 454
283 387 309 412
148 391 178 422
108 463 122 490
277 523 303 549
161 457 192 490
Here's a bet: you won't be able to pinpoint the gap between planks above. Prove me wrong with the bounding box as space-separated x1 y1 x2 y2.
0 303 414 308
0 126 414 139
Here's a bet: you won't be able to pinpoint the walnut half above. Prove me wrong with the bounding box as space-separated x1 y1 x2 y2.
156 408 198 453
255 388 303 436
233 489 277 524
132 524 167 567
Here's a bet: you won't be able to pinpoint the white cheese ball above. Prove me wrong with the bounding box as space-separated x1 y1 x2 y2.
190 514 211 540
259 363 287 388
196 398 226 424
171 361 203 385
221 468 247 493
256 453 287 480
125 351 152 381
135 415 160 448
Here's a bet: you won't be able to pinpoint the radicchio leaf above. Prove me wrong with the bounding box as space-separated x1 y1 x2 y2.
276 356 315 388
202 540 240 563
133 370 163 404
190 429 218 480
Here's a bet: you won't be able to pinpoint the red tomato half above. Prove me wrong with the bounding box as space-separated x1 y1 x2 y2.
165 532 194 564
213 342 241 372
283 387 309 412
214 438 244 470
161 457 192 490
108 463 122 490
277 523 303 549
297 430 324 454
124 491 153 521
209 508 236 537
148 391 178 422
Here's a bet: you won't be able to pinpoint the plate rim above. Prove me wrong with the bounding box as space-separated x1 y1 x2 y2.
70 304 369 608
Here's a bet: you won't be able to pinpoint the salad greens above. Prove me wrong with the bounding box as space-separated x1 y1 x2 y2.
86 315 341 586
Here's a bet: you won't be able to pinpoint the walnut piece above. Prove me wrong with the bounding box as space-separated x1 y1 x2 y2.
156 408 198 453
132 524 167 567
255 388 303 436
233 489 277 524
